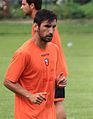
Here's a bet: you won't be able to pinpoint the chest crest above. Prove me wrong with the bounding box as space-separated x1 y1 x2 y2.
44 58 49 66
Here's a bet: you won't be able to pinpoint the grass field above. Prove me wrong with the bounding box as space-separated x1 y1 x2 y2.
0 20 93 119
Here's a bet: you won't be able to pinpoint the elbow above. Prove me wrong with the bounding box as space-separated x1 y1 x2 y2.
3 79 7 87
3 79 11 88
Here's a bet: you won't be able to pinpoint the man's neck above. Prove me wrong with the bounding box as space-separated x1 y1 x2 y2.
32 33 47 50
37 40 47 49
31 9 38 19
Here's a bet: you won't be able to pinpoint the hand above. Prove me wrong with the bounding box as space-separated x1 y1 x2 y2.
56 72 67 88
28 92 47 105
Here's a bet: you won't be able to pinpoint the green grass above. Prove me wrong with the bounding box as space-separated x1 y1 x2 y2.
0 20 93 119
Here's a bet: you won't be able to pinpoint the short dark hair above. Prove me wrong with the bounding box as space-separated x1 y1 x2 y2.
26 0 42 10
34 9 57 27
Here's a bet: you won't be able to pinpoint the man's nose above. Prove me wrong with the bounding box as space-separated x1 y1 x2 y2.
49 27 54 34
21 5 23 9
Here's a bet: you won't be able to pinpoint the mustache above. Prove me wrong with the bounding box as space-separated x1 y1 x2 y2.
46 34 53 37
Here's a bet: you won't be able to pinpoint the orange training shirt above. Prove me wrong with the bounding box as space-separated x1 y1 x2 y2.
5 40 63 119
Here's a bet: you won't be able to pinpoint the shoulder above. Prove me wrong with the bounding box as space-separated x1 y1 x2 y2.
16 39 33 53
49 42 59 48
13 39 33 59
48 42 59 51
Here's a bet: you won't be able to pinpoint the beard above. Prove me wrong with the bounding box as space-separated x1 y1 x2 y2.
39 33 53 43
25 12 31 16
23 9 31 16
40 36 53 42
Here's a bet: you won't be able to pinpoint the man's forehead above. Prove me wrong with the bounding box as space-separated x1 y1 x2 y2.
42 19 57 24
41 19 57 25
22 0 26 3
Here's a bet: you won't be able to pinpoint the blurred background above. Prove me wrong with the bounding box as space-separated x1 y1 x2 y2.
0 0 93 119
0 0 93 19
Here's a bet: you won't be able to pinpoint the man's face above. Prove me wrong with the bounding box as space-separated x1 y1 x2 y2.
21 0 31 16
38 19 57 43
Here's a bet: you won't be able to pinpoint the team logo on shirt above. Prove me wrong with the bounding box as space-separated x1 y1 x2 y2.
44 58 49 66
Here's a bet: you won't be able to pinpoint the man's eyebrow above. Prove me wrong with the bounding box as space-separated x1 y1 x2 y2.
22 3 26 5
44 25 51 27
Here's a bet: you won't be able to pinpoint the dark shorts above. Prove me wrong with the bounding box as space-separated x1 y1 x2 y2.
54 87 65 102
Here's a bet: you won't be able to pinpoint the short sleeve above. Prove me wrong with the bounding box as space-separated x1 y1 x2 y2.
5 51 28 82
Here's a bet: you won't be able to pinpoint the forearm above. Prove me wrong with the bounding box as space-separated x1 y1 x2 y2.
4 79 47 104
4 79 31 99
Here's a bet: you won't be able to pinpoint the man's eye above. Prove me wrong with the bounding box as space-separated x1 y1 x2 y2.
53 25 56 28
45 25 51 28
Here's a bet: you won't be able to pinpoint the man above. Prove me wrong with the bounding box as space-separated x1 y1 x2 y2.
21 0 68 119
4 9 67 119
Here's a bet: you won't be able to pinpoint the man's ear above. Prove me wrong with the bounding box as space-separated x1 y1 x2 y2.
33 23 39 32
30 3 35 10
